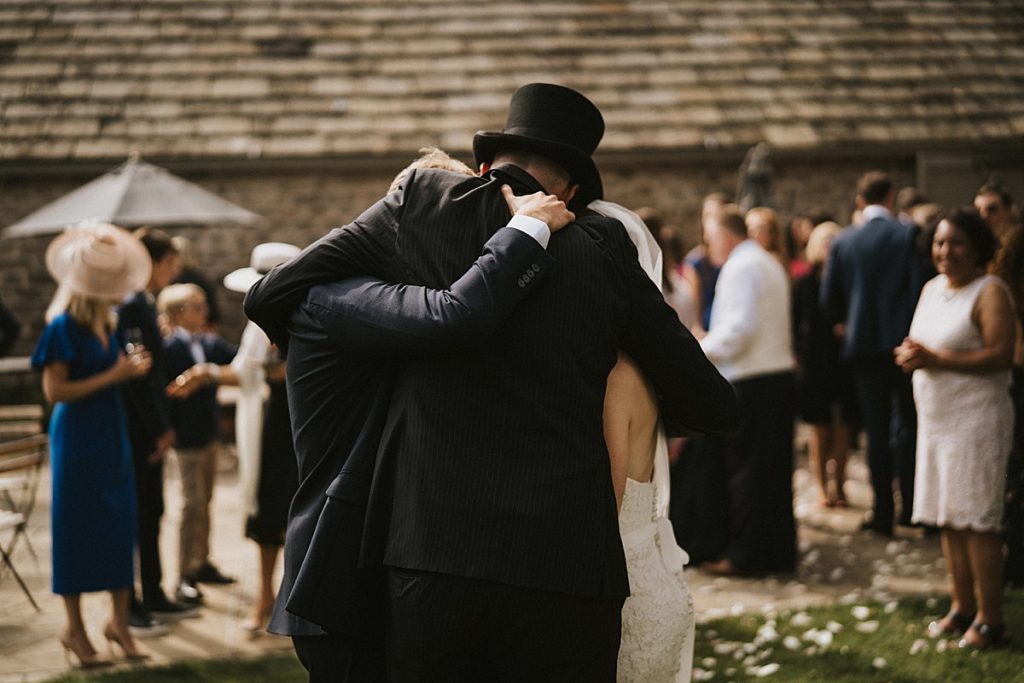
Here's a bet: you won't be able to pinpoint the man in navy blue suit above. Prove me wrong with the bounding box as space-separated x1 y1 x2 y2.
822 171 925 536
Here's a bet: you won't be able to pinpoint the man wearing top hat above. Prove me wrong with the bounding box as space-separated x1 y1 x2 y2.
245 83 737 680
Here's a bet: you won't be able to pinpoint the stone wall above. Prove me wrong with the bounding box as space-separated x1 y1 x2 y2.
0 154 916 403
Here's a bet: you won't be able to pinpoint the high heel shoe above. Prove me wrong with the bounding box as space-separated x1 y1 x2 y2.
103 623 150 662
59 633 111 670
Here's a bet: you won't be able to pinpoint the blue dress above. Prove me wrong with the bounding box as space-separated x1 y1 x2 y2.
32 312 136 595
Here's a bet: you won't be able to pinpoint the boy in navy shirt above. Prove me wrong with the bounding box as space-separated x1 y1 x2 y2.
159 283 237 602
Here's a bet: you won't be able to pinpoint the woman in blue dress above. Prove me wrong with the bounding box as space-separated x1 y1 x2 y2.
32 222 154 668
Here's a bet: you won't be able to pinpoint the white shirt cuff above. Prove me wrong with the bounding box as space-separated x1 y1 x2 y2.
507 214 551 249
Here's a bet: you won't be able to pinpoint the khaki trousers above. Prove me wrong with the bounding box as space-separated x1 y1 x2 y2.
175 441 218 577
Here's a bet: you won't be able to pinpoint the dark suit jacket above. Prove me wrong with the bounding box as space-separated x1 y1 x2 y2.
246 164 738 608
821 213 925 360
163 332 237 449
270 226 554 636
116 291 171 457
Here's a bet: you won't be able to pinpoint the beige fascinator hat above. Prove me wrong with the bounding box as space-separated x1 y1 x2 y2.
223 242 300 293
45 221 152 300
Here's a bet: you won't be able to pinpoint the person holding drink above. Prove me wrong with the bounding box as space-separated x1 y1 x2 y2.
32 222 155 667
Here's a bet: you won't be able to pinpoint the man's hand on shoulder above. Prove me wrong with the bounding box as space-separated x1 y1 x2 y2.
501 185 574 231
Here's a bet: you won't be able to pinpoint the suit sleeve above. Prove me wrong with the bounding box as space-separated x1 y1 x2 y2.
603 219 739 437
244 191 402 348
296 227 553 354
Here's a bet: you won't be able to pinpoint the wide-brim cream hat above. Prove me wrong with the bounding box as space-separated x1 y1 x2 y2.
223 242 300 293
45 221 152 300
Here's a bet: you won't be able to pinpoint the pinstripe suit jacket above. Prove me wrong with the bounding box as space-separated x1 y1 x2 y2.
245 164 738 602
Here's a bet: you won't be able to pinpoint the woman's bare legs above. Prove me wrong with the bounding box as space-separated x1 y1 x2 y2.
244 543 280 630
966 530 1004 627
942 528 977 619
830 421 850 505
104 588 146 659
60 594 105 667
809 424 831 505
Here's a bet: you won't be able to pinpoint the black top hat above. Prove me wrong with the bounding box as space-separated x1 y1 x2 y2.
474 83 605 207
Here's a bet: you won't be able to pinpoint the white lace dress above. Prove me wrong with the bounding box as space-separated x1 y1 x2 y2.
910 273 1014 531
617 437 695 682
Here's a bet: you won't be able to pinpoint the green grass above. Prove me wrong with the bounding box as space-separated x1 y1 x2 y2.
43 594 1024 682
693 591 1024 682
43 653 306 683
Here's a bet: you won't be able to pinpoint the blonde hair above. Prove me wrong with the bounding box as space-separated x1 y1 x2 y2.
45 284 116 340
805 221 843 265
389 147 476 194
157 283 205 318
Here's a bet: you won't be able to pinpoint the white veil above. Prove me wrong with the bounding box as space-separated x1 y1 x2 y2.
588 200 685 560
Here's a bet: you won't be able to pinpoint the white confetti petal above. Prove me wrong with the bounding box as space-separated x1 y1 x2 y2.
909 639 929 655
855 620 880 633
826 620 844 633
713 642 738 656
884 601 899 614
851 606 871 620
790 612 812 627
755 663 780 677
872 657 888 669
829 567 846 582
701 657 717 668
815 631 834 648
783 636 801 651
935 639 948 652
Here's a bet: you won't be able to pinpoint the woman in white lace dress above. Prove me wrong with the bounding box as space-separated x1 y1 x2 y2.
594 201 695 682
894 207 1016 649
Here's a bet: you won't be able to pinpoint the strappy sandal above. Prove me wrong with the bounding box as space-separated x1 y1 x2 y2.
959 622 1007 650
927 611 975 638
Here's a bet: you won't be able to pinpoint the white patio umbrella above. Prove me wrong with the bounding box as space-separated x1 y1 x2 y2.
3 156 261 237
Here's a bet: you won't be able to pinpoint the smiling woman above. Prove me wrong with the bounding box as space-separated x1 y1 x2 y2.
894 206 1016 650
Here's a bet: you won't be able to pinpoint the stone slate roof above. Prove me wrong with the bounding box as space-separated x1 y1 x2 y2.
1 0 1023 163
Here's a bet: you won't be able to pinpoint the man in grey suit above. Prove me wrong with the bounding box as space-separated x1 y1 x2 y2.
822 171 926 536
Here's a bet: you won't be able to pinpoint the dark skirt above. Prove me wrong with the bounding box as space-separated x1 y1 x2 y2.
245 381 298 546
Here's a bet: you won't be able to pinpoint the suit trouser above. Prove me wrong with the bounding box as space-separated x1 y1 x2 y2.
725 371 797 573
292 631 386 683
385 568 623 683
131 440 165 607
851 354 917 529
174 442 218 577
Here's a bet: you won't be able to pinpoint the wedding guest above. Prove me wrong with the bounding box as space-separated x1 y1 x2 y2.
682 192 729 332
223 243 302 632
895 207 1015 649
0 294 20 357
822 171 925 536
692 206 797 576
975 183 1019 243
33 222 155 667
746 206 788 271
897 186 928 227
159 284 238 602
792 222 856 507
637 207 698 329
787 214 814 280
171 236 222 328
993 225 1024 588
117 228 194 627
